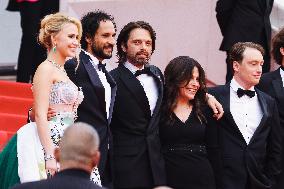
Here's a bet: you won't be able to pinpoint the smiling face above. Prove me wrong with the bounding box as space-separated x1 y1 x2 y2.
178 66 200 102
88 20 116 61
122 28 152 68
53 23 80 58
233 47 263 89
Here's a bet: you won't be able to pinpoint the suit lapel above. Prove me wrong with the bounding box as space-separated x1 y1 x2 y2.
105 71 117 124
272 69 284 100
118 65 151 118
80 52 106 116
219 84 248 143
147 65 163 131
149 65 163 116
248 89 269 145
265 0 270 9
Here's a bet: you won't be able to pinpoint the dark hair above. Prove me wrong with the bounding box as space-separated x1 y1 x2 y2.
162 56 207 125
228 42 265 73
272 28 284 65
116 21 156 64
80 10 116 50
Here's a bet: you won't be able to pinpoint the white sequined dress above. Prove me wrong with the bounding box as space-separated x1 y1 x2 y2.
16 81 101 185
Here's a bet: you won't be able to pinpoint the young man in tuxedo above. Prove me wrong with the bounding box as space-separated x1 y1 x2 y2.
11 122 104 189
110 21 224 189
207 42 282 189
258 28 284 189
65 11 117 188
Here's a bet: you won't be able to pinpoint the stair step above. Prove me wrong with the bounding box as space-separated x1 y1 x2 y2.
0 95 33 115
0 130 14 151
0 80 32 98
0 113 27 132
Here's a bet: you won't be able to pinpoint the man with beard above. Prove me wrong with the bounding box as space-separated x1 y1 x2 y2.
65 11 117 188
109 21 165 189
110 21 223 189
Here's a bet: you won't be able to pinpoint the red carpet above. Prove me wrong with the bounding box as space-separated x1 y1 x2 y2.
0 80 33 150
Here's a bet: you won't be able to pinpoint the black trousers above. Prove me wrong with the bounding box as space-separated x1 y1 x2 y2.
16 0 59 83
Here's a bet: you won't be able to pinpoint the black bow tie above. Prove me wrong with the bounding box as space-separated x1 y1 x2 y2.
98 62 106 73
134 67 151 77
237 88 255 98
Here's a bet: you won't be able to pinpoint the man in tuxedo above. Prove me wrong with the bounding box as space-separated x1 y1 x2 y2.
65 11 117 188
207 42 282 189
11 122 104 189
110 21 224 189
258 28 284 188
109 21 165 189
216 0 274 83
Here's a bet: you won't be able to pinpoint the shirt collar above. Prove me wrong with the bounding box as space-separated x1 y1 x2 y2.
230 77 255 93
82 49 105 66
124 61 145 75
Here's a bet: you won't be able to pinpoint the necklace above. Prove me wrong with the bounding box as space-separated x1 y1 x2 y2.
47 59 67 74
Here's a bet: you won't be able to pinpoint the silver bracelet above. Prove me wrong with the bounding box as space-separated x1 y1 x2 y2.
44 154 55 161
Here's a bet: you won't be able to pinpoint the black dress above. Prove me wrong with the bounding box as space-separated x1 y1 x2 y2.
160 110 215 189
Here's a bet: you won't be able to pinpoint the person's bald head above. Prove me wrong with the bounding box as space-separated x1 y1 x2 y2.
153 186 173 189
55 122 100 172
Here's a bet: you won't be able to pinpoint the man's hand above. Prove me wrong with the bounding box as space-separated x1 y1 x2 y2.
207 94 224 120
29 107 56 122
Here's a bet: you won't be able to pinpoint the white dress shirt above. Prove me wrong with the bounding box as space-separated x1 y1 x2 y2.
124 61 158 115
83 50 111 119
230 78 263 144
280 67 284 87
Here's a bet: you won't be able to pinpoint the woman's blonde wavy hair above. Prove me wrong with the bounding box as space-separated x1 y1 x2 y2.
38 12 82 50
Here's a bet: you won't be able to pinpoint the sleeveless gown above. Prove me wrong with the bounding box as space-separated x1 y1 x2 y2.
0 81 101 188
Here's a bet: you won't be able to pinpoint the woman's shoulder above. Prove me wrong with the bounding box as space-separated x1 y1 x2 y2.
33 61 56 83
36 61 55 73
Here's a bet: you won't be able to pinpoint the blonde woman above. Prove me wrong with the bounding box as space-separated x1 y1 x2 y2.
0 13 85 188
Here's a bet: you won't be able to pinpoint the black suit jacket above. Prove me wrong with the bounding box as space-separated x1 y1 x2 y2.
216 0 274 51
6 0 19 11
109 64 166 188
65 51 117 185
207 84 282 189
11 169 105 189
258 68 284 188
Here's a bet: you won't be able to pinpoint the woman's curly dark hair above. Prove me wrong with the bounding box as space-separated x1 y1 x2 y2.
162 56 207 125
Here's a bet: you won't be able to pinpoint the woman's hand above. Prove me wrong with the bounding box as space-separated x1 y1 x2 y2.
207 94 224 120
45 158 57 178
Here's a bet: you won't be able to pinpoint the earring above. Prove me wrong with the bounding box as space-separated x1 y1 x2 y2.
52 44 57 53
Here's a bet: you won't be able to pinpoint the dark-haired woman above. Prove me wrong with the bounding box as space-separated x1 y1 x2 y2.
160 56 216 189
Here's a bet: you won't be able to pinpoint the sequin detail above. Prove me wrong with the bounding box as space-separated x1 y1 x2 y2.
49 112 74 146
49 81 84 120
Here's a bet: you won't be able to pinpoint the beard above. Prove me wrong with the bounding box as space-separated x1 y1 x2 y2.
127 51 151 66
91 43 113 60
